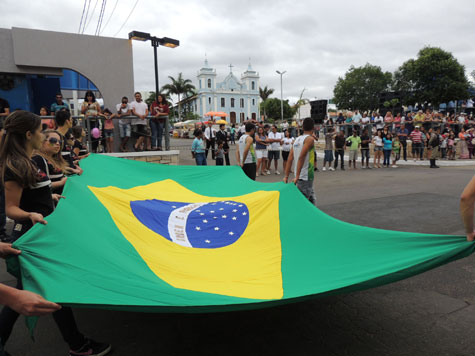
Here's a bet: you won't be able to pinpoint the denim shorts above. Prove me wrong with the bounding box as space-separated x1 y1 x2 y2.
104 129 114 138
323 150 334 162
119 123 131 138
374 146 383 152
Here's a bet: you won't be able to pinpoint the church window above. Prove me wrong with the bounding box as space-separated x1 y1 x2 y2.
231 98 235 108
252 99 255 106
240 99 244 108
207 79 211 88
251 81 255 90
199 80 201 89
221 98 225 107
208 97 211 104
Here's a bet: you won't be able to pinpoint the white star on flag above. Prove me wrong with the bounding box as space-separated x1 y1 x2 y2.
232 209 237 212
195 226 201 230
214 227 219 231
203 219 208 223
229 231 234 236
205 240 210 243
210 210 215 213
232 217 237 220
242 212 247 215
222 215 227 218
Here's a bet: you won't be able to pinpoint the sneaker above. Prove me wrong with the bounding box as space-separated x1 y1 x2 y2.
70 339 111 356
275 170 280 175
329 167 335 171
322 167 326 171
266 170 271 175
256 173 259 177
392 165 398 168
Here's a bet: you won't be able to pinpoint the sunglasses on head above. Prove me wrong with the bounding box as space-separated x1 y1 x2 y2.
48 137 61 145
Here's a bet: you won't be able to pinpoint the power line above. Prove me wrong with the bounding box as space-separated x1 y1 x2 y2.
113 0 140 37
81 0 92 34
78 0 87 33
84 0 99 33
99 0 119 35
95 0 107 36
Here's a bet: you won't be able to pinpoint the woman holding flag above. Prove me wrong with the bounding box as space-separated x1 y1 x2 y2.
0 111 111 356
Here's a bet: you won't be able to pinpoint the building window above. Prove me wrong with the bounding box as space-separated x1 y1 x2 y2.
240 98 244 108
221 98 225 107
252 99 255 106
252 81 255 90
231 98 235 108
199 80 201 89
208 97 211 104
207 79 211 88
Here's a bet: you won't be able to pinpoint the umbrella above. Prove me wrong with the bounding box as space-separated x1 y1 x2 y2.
205 111 228 117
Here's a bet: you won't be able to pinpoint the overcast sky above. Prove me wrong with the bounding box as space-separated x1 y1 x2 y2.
2 0 475 103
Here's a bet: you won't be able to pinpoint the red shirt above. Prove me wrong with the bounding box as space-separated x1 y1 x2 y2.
150 102 169 122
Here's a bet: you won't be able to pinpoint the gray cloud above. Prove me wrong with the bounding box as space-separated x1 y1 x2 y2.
2 0 474 104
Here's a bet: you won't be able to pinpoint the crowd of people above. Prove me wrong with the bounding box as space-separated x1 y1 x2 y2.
1 91 172 155
0 104 473 355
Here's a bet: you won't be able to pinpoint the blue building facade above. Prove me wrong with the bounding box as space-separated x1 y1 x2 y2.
194 60 260 123
0 69 98 114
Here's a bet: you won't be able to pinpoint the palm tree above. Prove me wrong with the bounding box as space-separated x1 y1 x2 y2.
161 73 196 121
259 86 274 121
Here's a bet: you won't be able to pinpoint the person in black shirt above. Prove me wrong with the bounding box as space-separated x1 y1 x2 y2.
0 98 10 125
0 111 111 356
334 130 346 170
360 128 371 169
215 123 230 165
72 125 90 160
33 130 68 195
55 111 83 175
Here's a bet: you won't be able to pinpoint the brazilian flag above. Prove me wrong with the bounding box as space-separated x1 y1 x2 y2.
10 155 475 311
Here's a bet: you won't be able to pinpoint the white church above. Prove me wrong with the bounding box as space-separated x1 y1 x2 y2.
187 59 261 124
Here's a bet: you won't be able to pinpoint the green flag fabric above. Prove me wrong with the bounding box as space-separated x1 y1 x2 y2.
9 154 475 311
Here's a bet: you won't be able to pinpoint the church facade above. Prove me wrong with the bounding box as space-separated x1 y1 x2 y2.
192 59 260 123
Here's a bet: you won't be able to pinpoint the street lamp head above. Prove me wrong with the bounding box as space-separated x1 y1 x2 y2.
276 70 281 74
128 31 151 41
160 37 180 48
276 70 286 75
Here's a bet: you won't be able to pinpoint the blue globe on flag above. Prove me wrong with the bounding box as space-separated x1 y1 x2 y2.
130 200 250 249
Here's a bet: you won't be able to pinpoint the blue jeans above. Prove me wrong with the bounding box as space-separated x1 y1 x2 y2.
150 120 164 149
383 149 391 166
195 152 207 165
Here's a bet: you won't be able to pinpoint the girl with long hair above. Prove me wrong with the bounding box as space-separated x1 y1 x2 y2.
0 111 111 356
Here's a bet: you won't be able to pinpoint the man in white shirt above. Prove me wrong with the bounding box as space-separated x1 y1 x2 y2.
282 121 289 131
130 92 149 151
374 113 385 131
267 125 283 174
204 121 217 159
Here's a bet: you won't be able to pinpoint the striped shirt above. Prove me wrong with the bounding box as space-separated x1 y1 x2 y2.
410 130 423 143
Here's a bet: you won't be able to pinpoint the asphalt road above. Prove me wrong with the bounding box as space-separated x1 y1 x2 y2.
2 138 475 356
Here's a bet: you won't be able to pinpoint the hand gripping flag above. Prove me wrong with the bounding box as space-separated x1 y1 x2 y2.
9 154 475 312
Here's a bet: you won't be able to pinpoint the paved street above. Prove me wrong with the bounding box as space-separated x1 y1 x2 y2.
2 138 475 356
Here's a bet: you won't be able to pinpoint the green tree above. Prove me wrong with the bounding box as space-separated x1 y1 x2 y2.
161 73 196 121
261 98 296 121
333 63 392 111
259 86 275 120
393 47 470 106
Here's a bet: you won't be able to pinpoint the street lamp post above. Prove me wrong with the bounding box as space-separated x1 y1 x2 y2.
276 70 286 123
129 31 179 150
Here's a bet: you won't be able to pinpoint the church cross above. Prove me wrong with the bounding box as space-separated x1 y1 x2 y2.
229 63 234 73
